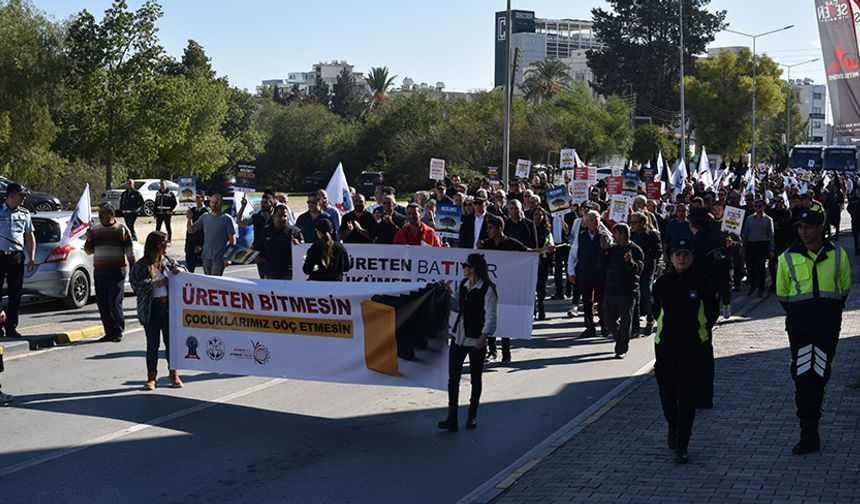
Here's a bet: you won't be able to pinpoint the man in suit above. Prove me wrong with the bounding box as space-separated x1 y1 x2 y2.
458 189 489 249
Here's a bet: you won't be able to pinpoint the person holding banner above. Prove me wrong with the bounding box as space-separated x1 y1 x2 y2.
119 179 143 241
0 183 34 339
84 203 136 342
438 252 498 432
302 218 350 281
154 179 178 243
130 231 184 390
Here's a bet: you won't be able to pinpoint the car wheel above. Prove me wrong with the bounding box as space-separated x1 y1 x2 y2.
33 201 54 213
143 200 155 216
63 269 91 309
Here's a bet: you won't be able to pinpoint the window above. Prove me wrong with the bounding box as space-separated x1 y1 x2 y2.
148 182 160 191
813 107 822 114
814 121 822 129
813 92 823 100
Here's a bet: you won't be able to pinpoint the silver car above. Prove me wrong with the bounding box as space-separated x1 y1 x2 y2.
23 212 143 309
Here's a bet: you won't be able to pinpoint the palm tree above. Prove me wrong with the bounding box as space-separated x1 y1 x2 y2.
366 66 397 110
520 59 572 104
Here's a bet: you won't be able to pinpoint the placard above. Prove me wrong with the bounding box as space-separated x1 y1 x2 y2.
588 166 597 184
235 163 256 193
606 176 623 195
487 166 500 189
545 186 570 214
611 165 623 177
429 158 446 181
516 159 531 179
622 171 640 194
560 148 575 169
645 181 662 200
434 203 462 239
574 166 589 181
571 180 590 205
608 195 629 224
722 206 745 236
177 176 196 208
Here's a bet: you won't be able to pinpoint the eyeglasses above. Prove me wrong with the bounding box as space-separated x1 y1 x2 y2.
307 200 318 205
461 263 472 268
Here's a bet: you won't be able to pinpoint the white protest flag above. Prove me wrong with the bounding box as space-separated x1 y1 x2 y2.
800 182 809 195
573 149 586 168
654 150 664 182
60 184 91 247
671 159 687 196
697 147 713 188
325 162 353 215
782 192 790 207
822 172 831 189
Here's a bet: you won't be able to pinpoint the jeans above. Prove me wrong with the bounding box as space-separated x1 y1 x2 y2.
123 214 138 241
0 251 24 332
94 269 126 339
447 340 487 420
155 214 173 241
604 293 636 355
144 302 170 373
202 258 226 276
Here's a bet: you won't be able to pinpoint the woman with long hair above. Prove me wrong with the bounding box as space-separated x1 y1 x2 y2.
438 253 498 432
130 231 184 390
302 218 350 281
531 207 554 320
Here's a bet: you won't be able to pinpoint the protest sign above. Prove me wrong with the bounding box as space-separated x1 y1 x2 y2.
292 244 539 340
722 206 745 236
516 159 531 179
645 181 662 200
177 176 196 208
588 166 597 184
611 165 623 177
574 166 589 181
571 180 589 205
608 195 629 224
606 176 623 195
434 204 462 239
429 158 446 181
487 167 500 189
560 148 575 169
622 171 640 194
169 273 449 390
235 164 256 193
545 186 570 214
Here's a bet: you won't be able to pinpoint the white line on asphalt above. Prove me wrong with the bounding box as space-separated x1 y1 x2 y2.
454 358 656 504
4 327 146 363
0 378 285 479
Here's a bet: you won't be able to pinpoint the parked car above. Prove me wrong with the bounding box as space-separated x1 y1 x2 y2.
302 171 330 192
102 179 180 216
23 212 143 309
0 177 62 213
355 171 385 197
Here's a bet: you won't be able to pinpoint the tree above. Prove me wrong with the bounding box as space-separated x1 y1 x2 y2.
311 74 330 107
587 0 726 113
685 48 785 160
180 39 215 80
60 0 165 187
520 59 571 104
366 66 397 110
630 124 678 163
330 67 365 119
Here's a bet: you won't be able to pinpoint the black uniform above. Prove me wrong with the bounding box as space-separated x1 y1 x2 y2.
119 188 144 240
652 268 719 460
154 189 178 241
261 224 302 280
184 206 209 273
691 228 728 409
250 210 272 279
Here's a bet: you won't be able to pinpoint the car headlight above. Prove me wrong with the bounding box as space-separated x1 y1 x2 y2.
53 197 61 205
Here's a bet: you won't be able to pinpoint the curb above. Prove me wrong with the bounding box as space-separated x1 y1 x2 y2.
55 324 107 344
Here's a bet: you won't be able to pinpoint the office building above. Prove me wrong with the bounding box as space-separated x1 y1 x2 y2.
791 78 827 144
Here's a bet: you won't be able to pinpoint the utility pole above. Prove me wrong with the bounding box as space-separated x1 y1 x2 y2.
502 0 512 190
679 0 686 163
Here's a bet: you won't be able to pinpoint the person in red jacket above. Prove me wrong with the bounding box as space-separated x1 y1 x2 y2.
394 203 442 246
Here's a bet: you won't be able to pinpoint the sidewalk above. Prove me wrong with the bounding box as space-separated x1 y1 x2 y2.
480 290 860 503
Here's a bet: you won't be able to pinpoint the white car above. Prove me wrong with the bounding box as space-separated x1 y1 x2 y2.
102 179 181 217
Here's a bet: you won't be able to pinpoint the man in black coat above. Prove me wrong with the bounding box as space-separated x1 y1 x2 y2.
458 191 489 249
119 179 143 241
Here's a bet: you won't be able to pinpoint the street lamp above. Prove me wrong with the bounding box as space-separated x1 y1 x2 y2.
778 58 819 149
724 25 794 167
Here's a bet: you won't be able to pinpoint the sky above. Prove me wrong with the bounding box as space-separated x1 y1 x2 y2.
35 0 825 93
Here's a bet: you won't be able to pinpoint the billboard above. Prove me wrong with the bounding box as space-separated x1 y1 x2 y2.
494 10 536 88
816 0 860 136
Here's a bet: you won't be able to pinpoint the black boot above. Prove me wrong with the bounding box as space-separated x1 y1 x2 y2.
537 299 546 321
674 446 688 464
792 418 820 455
667 425 677 450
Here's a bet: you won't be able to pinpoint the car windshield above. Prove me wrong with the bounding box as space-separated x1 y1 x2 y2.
33 219 61 244
357 173 381 181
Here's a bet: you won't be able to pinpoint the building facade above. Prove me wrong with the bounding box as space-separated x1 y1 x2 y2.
792 79 828 144
494 10 599 93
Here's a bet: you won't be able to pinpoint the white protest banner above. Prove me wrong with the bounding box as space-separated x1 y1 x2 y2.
588 166 597 184
177 176 196 209
326 163 353 215
560 148 575 169
516 159 531 179
608 194 629 224
571 179 589 205
292 244 539 339
169 273 449 390
429 158 446 181
611 165 623 177
722 206 745 236
60 184 91 247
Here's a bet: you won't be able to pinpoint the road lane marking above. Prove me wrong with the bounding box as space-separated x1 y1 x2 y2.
4 327 146 362
0 378 284 478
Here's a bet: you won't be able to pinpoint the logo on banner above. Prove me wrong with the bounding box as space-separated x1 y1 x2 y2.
827 46 859 74
816 0 853 22
252 341 271 365
206 336 225 361
337 189 353 213
185 336 200 360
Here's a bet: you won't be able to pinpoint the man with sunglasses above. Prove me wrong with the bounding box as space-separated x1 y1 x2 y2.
373 195 406 245
296 193 334 246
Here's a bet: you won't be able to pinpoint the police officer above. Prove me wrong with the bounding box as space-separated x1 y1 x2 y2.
119 178 144 241
652 238 719 464
0 183 35 338
776 202 851 455
154 179 177 242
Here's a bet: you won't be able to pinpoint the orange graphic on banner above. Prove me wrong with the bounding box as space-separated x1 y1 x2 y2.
360 301 400 377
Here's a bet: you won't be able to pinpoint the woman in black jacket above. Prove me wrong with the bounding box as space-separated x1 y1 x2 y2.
302 218 350 281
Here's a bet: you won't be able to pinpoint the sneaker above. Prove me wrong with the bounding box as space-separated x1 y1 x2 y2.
0 391 13 405
674 448 688 464
615 352 626 359
485 350 498 362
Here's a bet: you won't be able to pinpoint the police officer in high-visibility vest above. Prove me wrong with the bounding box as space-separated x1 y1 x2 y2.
776 201 851 455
